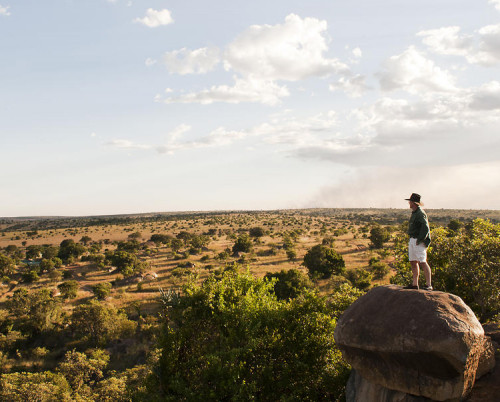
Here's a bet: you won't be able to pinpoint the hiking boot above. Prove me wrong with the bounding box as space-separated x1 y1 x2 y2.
403 285 419 290
421 285 433 291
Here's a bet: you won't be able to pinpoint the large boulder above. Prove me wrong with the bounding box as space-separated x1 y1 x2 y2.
334 285 494 401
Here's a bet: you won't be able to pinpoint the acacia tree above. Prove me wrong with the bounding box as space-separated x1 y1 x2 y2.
79 236 92 246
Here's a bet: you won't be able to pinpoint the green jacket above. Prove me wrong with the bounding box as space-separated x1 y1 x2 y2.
408 207 431 247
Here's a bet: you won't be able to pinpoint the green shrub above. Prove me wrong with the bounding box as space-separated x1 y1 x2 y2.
71 300 137 346
370 261 390 280
264 269 314 300
303 244 345 279
346 268 373 290
0 372 71 401
58 280 79 299
151 270 354 400
92 282 112 300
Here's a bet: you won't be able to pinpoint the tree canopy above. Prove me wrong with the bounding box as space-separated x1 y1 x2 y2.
151 269 357 401
303 244 346 279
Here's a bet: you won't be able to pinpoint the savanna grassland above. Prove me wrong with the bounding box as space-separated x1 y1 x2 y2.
0 208 498 401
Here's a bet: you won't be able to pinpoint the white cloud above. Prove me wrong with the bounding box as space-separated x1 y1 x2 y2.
294 80 500 168
145 58 157 67
418 24 500 66
474 24 500 65
107 111 340 155
163 47 220 74
162 77 289 105
0 5 10 16
167 124 191 143
489 0 500 11
378 46 457 93
469 80 500 110
158 14 356 105
329 74 369 97
351 47 362 59
134 8 173 28
417 26 473 57
224 13 349 81
156 127 246 154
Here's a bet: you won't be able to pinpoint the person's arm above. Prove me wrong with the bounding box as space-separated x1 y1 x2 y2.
417 211 430 245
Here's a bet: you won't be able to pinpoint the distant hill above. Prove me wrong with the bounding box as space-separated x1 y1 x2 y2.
1 208 498 232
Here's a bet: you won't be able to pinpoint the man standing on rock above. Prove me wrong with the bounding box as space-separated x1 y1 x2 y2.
404 193 432 290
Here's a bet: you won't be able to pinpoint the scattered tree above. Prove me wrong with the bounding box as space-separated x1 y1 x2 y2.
92 283 112 300
369 225 390 249
58 280 79 299
232 234 253 254
303 244 345 279
264 269 314 300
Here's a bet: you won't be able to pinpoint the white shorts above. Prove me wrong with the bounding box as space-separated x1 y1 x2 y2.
409 238 427 262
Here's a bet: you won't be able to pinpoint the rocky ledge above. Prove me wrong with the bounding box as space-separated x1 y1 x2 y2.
334 285 496 402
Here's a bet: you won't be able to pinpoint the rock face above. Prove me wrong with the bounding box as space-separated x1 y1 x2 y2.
334 285 495 401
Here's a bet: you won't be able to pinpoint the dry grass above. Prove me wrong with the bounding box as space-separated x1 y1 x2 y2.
0 212 395 314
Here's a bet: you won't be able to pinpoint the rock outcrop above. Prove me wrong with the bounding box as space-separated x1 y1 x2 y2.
334 285 495 401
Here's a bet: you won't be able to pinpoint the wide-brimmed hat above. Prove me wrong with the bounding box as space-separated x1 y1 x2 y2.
405 193 424 206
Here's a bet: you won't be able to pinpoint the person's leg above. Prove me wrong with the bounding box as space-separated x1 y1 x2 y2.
410 260 420 287
420 261 431 287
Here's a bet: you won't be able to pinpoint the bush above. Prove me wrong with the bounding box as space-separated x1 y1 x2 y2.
7 289 63 336
92 282 112 300
106 250 147 277
369 225 390 249
0 253 15 276
0 372 72 401
57 349 109 395
232 234 253 254
249 227 265 238
71 300 137 346
346 268 373 290
286 248 297 261
264 269 314 300
303 244 345 279
22 270 39 283
151 270 352 400
58 280 79 299
150 233 173 245
58 239 86 262
370 261 390 280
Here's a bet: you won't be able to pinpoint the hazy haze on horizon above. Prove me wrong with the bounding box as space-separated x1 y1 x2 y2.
1 0 500 216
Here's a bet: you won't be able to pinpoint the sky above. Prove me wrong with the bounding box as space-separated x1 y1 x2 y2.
1 0 500 216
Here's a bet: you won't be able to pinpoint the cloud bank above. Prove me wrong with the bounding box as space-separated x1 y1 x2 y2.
155 14 361 105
